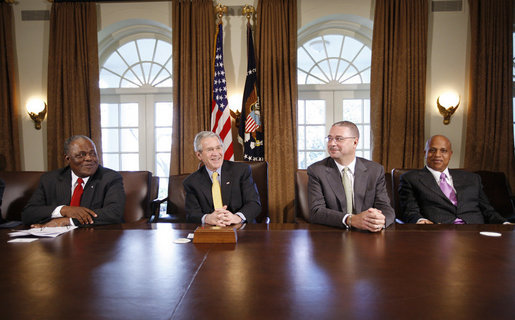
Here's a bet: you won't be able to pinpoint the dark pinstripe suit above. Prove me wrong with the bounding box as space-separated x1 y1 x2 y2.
399 167 506 224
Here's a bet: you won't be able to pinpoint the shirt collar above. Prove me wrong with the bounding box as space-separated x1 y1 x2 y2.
71 171 90 187
334 157 356 175
205 166 222 181
425 165 451 183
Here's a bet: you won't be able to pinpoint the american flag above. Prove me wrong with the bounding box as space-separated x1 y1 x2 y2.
211 22 234 160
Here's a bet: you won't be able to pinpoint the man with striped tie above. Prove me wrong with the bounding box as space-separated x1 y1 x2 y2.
22 135 125 228
399 135 507 224
183 131 261 226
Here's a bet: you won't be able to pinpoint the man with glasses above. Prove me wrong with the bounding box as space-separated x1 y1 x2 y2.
22 135 125 227
307 121 394 231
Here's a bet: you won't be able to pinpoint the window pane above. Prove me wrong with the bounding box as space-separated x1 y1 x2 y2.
103 51 126 74
101 103 119 127
353 47 371 71
155 102 173 126
305 38 327 63
155 128 172 152
99 69 121 88
137 39 156 62
298 47 315 74
343 99 362 123
297 100 305 125
298 152 306 169
305 100 326 124
120 103 138 127
363 125 371 150
153 69 172 88
341 37 362 61
120 128 138 152
121 153 139 171
155 40 172 65
297 125 305 150
323 35 344 57
306 126 325 150
156 152 170 177
102 129 119 152
307 152 325 167
364 100 371 123
117 41 139 67
158 177 168 199
103 153 119 171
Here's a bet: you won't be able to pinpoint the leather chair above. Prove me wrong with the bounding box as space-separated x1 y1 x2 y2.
475 171 514 221
391 168 412 221
119 171 155 223
295 169 309 222
155 161 269 223
0 171 44 221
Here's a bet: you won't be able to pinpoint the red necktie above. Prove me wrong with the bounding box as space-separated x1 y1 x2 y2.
70 178 84 207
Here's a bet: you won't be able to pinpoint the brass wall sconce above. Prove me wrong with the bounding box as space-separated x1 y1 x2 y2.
437 93 460 125
26 98 47 130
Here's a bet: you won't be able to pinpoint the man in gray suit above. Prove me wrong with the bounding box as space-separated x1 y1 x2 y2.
399 135 507 224
22 135 125 228
308 121 395 231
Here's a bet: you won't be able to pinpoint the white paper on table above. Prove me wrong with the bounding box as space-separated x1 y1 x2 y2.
9 226 78 238
8 238 39 243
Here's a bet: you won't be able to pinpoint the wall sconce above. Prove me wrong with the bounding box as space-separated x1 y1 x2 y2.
437 93 460 125
26 98 47 130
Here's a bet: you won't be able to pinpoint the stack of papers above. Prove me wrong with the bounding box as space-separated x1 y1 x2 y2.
9 226 77 238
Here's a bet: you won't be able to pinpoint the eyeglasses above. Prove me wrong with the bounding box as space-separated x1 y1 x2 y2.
325 136 356 143
72 151 97 160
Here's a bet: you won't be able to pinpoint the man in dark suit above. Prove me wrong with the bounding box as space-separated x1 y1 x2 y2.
399 135 507 224
22 135 125 227
183 131 261 226
308 121 395 231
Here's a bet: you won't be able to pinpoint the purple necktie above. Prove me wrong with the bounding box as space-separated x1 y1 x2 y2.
439 172 457 206
439 173 463 224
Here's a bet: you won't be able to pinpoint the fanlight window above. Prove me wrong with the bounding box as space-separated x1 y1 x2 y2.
298 34 371 85
100 38 172 88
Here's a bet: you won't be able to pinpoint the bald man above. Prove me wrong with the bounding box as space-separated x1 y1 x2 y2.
399 135 507 224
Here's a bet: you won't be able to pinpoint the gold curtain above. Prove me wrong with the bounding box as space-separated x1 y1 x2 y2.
47 2 101 170
0 2 21 171
170 0 214 175
256 0 298 223
465 0 515 189
370 0 428 172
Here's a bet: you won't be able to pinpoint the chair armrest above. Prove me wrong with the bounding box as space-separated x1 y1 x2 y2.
150 197 168 223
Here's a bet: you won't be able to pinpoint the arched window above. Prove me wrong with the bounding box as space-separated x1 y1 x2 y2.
98 20 172 201
297 15 372 169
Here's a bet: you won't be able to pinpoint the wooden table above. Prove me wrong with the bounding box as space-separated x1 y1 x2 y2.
1 223 514 320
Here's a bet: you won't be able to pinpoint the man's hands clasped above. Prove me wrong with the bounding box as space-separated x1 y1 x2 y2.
349 208 385 232
205 206 243 227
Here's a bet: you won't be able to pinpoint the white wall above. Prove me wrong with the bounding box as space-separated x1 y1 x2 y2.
13 0 471 170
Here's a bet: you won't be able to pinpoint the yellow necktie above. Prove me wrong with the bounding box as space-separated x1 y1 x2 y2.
212 172 223 209
342 167 353 214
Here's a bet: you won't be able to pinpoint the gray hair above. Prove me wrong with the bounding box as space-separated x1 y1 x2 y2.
194 131 223 152
64 135 95 156
332 121 360 139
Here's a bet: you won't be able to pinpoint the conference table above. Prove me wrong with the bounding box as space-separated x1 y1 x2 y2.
1 222 514 320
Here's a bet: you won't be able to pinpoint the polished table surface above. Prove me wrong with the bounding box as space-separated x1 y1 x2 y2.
1 223 514 320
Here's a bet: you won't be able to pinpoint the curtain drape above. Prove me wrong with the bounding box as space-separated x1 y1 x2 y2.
169 0 214 175
0 2 21 171
370 0 428 172
465 0 514 189
256 0 298 223
47 2 101 170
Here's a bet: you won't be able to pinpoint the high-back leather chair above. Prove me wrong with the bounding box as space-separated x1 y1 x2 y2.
0 171 44 221
119 171 154 223
159 161 269 223
391 168 412 220
295 169 309 222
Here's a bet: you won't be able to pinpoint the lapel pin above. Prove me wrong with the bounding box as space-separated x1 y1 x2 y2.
226 182 230 184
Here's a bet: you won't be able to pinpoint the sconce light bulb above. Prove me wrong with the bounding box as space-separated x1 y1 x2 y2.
26 98 46 114
438 93 460 108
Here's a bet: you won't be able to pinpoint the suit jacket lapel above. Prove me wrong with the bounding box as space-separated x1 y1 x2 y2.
220 161 232 207
81 173 97 208
324 159 347 212
353 158 368 213
57 168 72 205
198 167 215 208
419 168 451 204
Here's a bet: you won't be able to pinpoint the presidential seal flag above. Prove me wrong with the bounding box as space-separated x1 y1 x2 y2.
238 23 264 161
211 21 234 160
